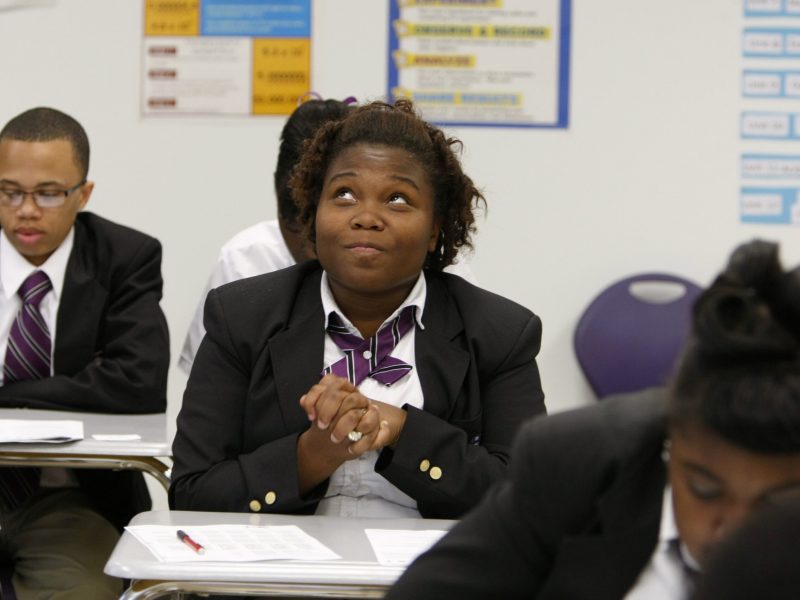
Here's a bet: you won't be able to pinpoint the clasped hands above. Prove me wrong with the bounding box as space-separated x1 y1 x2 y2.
299 374 406 460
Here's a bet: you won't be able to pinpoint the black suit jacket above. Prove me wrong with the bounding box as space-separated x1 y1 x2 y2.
170 261 545 519
0 212 170 529
386 389 668 600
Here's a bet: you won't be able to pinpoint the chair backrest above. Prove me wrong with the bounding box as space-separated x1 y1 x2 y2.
574 273 703 399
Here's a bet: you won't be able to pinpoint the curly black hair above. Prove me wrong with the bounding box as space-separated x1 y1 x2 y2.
669 239 800 453
289 98 485 271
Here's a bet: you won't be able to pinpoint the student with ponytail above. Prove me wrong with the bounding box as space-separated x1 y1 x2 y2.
387 239 800 600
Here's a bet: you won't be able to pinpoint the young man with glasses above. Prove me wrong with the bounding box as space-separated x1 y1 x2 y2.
0 107 169 598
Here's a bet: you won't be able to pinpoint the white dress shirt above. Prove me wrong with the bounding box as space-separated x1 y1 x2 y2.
314 271 427 519
0 227 77 487
179 219 478 374
0 227 74 385
179 220 294 374
624 487 700 600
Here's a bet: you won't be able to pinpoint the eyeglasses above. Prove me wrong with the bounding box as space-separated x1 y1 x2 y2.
0 180 86 209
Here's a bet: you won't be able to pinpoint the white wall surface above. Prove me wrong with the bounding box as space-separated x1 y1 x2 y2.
1 0 798 439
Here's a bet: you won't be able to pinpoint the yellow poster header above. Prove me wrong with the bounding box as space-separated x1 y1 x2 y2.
393 51 475 68
393 88 522 106
145 0 199 36
394 21 550 39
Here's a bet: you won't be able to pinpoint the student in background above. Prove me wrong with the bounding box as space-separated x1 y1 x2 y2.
386 239 800 600
178 98 352 374
170 99 545 520
0 107 169 598
179 96 478 375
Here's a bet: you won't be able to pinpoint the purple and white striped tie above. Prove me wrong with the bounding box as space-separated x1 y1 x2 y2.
323 306 416 387
4 270 52 383
0 270 51 511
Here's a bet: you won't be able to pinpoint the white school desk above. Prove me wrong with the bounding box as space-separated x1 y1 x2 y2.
0 408 171 490
106 510 456 599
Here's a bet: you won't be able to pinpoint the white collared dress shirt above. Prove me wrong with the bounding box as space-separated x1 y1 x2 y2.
314 271 428 518
179 219 477 374
624 487 700 600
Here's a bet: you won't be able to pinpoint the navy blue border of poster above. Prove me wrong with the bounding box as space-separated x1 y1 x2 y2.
386 0 571 129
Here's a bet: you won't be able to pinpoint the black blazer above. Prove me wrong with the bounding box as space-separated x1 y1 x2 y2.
386 390 668 600
0 212 170 529
170 261 545 519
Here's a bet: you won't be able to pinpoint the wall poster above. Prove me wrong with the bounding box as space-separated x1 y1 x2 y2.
387 0 571 128
142 0 312 116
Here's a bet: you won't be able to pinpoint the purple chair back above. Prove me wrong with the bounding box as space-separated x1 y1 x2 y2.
574 273 703 399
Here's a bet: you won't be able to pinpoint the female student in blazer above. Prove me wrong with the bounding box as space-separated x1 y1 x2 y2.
387 239 800 599
170 99 546 519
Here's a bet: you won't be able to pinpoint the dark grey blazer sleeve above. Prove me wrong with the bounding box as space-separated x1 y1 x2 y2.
375 308 545 518
170 285 324 514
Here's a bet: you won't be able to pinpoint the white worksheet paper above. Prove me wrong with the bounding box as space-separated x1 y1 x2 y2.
125 524 340 563
365 529 448 566
91 434 141 441
0 419 83 443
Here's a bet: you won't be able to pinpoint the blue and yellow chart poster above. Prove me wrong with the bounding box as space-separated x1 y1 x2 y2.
387 0 571 128
142 0 311 116
739 0 800 225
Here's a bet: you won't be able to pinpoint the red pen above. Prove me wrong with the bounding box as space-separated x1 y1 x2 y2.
176 529 205 554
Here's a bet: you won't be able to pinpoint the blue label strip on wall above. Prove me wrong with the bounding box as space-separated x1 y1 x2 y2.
741 111 800 140
743 28 800 57
741 154 800 178
201 0 311 37
744 0 800 17
742 69 800 97
741 187 800 224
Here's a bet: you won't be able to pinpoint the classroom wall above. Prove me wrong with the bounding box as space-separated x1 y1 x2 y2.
1 0 797 432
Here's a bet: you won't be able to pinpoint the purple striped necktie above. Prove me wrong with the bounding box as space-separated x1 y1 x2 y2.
4 270 52 383
323 305 416 387
0 270 51 511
